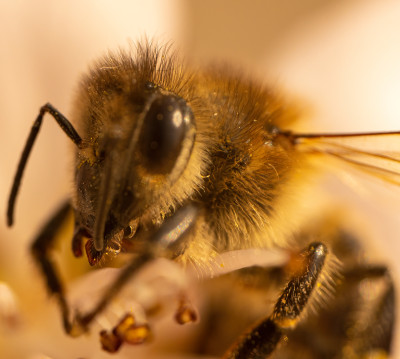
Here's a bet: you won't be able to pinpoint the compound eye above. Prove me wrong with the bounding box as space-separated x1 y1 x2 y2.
139 95 194 174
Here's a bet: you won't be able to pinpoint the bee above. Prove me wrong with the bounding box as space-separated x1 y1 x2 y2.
6 41 397 358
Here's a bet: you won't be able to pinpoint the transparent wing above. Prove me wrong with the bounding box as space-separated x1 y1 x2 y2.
284 131 400 185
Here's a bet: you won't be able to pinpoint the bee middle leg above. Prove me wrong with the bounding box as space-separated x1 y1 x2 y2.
223 242 329 359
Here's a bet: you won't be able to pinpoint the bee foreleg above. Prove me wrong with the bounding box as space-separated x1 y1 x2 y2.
223 242 329 359
30 200 74 334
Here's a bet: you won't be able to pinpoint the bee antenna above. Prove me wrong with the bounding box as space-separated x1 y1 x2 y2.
7 103 82 227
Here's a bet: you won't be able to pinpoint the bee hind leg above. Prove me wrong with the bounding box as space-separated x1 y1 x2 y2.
223 242 330 359
340 265 395 358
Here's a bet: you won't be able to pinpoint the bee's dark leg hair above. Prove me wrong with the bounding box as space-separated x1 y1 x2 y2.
30 200 73 333
223 242 328 359
7 103 82 227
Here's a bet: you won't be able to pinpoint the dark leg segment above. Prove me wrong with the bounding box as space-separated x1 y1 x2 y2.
223 242 328 359
30 201 73 333
7 103 82 226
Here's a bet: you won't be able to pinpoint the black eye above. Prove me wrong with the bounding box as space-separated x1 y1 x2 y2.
139 94 194 174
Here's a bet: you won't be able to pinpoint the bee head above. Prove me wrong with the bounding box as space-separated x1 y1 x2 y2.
74 89 197 262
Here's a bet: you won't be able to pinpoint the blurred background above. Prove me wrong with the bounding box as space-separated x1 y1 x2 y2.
0 0 400 357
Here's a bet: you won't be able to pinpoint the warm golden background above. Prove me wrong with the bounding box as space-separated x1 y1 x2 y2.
1 1 400 358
